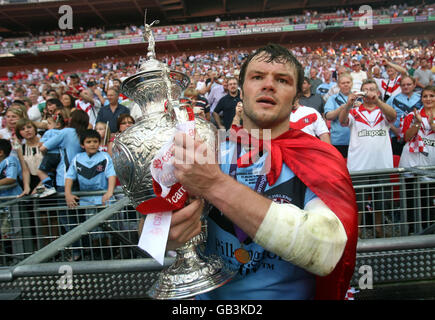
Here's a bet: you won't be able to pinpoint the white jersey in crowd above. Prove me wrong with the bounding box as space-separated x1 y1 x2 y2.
346 105 394 172
399 109 435 168
75 99 98 128
289 105 329 138
375 76 402 101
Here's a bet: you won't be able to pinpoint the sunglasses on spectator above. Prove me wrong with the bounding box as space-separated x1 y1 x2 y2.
120 121 134 125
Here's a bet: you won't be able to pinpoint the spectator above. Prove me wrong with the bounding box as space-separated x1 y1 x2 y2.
316 69 336 99
290 97 330 143
95 121 112 153
374 58 407 102
64 129 116 257
386 75 423 156
15 119 43 194
75 88 99 128
398 85 435 233
414 58 434 90
324 73 353 158
0 139 23 197
212 77 242 130
350 59 367 92
309 66 322 94
339 79 397 237
65 73 84 99
95 87 130 135
60 93 76 111
207 73 227 114
183 88 210 121
65 129 116 209
107 113 135 157
39 109 89 197
33 108 69 198
399 85 435 168
299 77 325 114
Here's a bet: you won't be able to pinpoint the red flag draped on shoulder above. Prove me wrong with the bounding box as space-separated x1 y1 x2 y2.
229 125 358 300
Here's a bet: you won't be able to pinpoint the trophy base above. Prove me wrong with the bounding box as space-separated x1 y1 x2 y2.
147 253 235 300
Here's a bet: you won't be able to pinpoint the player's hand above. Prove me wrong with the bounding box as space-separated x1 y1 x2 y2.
166 198 204 250
173 132 221 198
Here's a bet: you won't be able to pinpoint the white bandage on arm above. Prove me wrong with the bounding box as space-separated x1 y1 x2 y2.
253 197 347 276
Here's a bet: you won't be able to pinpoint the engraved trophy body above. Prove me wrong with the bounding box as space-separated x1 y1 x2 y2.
112 16 235 299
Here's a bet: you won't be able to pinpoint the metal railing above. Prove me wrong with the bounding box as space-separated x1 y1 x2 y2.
0 166 434 268
0 166 433 299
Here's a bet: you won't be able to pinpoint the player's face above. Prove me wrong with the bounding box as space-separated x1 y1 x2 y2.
241 53 298 134
82 137 100 155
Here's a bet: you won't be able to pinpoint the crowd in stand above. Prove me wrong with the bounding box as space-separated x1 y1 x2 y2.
0 35 433 201
1 3 433 54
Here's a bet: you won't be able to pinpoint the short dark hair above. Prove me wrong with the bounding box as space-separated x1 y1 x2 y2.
80 129 101 145
116 113 135 132
46 98 64 109
238 43 304 95
0 139 12 157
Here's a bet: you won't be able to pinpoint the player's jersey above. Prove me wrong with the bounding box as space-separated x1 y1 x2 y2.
66 151 116 205
197 140 318 300
290 105 329 137
399 109 435 168
346 105 394 172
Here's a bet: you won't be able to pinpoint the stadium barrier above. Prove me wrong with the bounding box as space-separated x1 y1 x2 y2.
0 166 433 299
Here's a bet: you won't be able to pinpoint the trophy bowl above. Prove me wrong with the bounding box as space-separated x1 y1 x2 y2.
112 15 235 299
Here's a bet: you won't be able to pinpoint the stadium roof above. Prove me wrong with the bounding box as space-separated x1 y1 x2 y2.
0 0 403 34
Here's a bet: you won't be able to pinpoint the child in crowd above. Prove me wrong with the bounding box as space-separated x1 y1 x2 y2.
64 129 116 258
65 129 116 209
0 139 23 197
94 121 112 153
33 108 70 198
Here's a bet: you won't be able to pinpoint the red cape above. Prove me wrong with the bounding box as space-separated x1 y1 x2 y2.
230 126 358 300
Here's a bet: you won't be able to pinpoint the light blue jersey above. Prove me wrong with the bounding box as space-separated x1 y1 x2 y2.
0 156 23 197
324 93 351 145
66 151 115 206
40 128 61 154
197 141 317 300
386 92 422 136
42 127 83 187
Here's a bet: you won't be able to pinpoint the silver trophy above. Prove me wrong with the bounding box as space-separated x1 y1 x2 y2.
112 13 235 299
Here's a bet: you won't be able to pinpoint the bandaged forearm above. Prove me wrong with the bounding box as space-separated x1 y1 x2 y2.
253 198 347 276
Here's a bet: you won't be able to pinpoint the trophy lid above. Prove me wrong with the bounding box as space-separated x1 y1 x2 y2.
121 12 189 113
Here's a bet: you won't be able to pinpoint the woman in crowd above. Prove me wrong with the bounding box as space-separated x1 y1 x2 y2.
15 119 43 194
399 85 435 233
399 85 435 167
107 113 135 156
61 93 76 112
